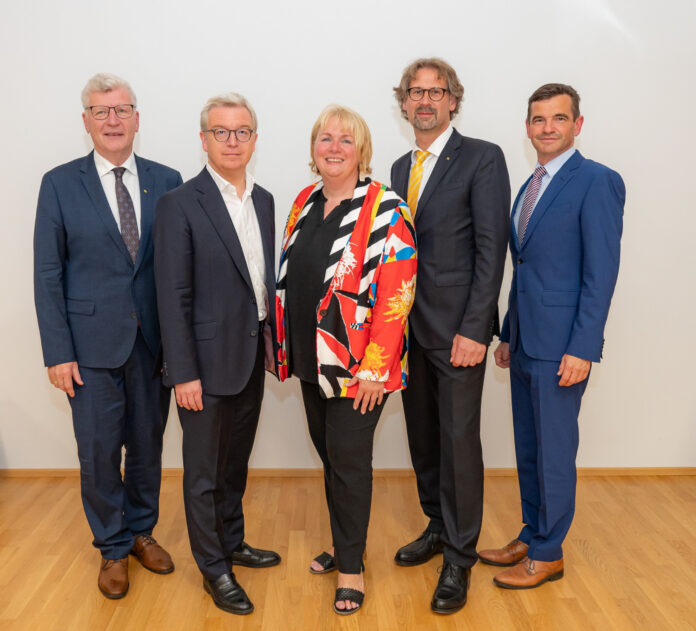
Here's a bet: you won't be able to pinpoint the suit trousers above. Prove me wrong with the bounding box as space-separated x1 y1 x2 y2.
300 380 387 574
401 332 486 567
69 329 169 559
178 335 265 580
510 344 587 562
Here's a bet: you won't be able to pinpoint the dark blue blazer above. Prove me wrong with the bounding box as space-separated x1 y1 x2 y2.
500 151 625 362
153 168 276 396
34 151 183 368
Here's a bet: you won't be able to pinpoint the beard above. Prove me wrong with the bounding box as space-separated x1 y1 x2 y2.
411 106 439 131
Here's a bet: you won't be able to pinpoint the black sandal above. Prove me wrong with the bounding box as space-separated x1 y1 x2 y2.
333 587 364 615
309 551 337 574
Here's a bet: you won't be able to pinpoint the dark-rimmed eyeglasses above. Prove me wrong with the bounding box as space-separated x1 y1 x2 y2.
204 127 255 143
407 87 448 102
85 104 136 120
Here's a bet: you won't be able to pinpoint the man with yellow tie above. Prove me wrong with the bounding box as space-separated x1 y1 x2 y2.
390 58 510 614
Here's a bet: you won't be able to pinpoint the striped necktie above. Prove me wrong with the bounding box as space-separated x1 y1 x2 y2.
113 167 139 262
517 165 547 243
407 149 430 216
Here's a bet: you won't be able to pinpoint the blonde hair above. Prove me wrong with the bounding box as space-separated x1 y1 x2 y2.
309 104 373 177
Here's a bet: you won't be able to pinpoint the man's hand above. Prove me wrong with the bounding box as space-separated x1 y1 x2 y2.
175 379 204 411
557 354 590 387
493 342 510 369
450 334 486 367
47 362 83 397
347 377 385 415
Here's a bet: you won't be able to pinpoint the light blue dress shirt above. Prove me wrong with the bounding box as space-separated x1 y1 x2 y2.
513 147 576 235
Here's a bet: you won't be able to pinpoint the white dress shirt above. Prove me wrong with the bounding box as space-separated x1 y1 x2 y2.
410 124 454 203
93 151 141 231
206 164 267 320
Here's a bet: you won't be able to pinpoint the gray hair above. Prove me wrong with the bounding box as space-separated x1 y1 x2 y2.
200 92 258 131
81 73 137 108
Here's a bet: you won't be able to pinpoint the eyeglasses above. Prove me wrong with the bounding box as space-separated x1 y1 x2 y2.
407 87 449 102
204 127 255 143
85 104 136 120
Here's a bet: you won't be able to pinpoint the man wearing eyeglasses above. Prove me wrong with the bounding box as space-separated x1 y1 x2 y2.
390 58 510 613
34 73 182 599
153 93 279 616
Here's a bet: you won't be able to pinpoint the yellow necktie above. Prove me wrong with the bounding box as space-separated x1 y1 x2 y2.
407 150 430 216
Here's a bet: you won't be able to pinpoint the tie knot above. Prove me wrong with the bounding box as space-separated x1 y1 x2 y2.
112 167 126 180
415 150 430 165
533 165 547 180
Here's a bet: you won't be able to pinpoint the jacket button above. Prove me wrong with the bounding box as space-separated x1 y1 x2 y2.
250 330 257 337
319 309 327 316
517 258 524 264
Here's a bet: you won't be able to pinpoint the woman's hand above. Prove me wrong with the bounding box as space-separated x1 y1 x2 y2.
347 377 385 414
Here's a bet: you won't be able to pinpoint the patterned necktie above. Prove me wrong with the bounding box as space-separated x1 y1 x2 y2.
113 167 139 262
407 149 430 215
517 165 547 243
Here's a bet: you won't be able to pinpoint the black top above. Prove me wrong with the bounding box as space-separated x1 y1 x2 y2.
285 188 355 383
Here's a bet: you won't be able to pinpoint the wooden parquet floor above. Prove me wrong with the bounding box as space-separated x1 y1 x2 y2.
1 473 695 630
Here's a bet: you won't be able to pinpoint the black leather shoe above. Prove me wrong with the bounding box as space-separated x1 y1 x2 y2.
231 541 281 568
431 563 470 614
394 530 443 566
203 573 254 615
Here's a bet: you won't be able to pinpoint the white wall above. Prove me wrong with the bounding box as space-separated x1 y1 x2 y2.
1 0 694 469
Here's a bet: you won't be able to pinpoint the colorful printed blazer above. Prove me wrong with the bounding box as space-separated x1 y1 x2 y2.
276 179 417 398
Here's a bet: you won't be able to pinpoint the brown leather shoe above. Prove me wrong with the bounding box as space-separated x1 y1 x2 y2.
478 539 529 567
131 535 174 574
493 557 564 589
98 557 129 599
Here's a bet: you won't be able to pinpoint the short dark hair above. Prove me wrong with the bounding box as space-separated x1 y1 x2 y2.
527 83 580 121
394 57 464 121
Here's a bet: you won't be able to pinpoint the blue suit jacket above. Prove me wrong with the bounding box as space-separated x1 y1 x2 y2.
500 151 624 362
34 151 183 369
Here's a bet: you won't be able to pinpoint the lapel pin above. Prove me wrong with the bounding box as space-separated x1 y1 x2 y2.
143 189 148 193
446 157 450 161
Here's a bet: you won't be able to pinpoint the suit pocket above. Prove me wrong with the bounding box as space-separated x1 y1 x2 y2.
193 321 217 340
542 290 579 307
435 270 472 287
66 298 95 315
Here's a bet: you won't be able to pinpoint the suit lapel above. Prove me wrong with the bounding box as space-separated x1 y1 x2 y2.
134 155 153 272
79 151 133 263
520 151 584 249
196 168 253 290
511 174 531 251
416 129 462 216
251 186 274 294
392 152 410 200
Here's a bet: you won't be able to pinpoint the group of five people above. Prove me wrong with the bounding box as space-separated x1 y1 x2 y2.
33 57 624 616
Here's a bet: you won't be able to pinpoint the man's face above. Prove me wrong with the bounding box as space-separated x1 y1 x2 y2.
82 88 139 165
526 95 584 164
402 67 456 135
200 106 257 179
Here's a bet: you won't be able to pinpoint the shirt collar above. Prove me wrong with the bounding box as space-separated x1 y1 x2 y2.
206 163 255 201
538 147 576 179
412 124 453 159
94 150 136 177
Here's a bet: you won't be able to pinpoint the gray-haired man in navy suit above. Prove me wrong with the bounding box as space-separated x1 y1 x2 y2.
34 73 182 599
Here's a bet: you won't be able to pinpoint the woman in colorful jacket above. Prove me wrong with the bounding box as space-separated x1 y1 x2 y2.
275 105 417 615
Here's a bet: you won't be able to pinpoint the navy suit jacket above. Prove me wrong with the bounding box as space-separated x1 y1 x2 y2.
500 151 625 362
153 168 276 396
391 128 510 349
34 151 183 369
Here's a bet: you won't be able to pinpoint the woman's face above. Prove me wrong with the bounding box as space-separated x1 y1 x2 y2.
313 117 359 181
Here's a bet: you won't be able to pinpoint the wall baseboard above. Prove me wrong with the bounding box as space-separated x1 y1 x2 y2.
1 467 695 479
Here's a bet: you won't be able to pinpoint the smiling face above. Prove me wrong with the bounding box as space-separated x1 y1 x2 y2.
526 95 584 164
200 105 257 181
312 116 359 183
82 87 139 166
402 67 456 138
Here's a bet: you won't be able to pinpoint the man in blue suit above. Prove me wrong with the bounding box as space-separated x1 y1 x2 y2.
34 73 182 599
478 84 624 588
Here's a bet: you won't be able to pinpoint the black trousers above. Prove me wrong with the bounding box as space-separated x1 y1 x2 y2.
70 329 169 559
178 336 265 580
401 332 487 567
300 380 387 574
